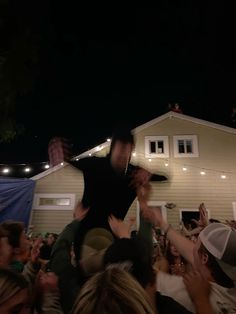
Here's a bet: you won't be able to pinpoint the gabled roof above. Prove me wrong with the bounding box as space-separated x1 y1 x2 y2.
133 111 236 135
31 162 67 181
31 111 236 181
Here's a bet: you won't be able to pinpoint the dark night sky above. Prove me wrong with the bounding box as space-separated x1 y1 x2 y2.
0 3 236 166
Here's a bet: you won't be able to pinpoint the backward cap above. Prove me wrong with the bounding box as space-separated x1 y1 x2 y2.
199 223 236 281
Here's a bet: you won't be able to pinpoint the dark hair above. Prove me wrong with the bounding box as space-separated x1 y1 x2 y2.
109 127 134 154
198 243 234 288
103 237 155 288
0 221 25 248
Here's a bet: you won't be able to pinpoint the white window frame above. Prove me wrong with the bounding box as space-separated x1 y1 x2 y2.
136 200 167 230
145 136 169 158
33 193 76 210
173 135 199 158
232 202 236 220
179 208 211 222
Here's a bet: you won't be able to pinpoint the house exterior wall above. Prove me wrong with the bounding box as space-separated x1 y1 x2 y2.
31 160 138 234
31 165 84 233
133 116 236 228
31 114 236 234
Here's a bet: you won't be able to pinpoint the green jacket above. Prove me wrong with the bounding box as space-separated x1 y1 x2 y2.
48 220 83 314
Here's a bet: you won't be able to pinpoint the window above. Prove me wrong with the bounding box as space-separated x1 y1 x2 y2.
145 136 169 158
179 208 210 227
173 135 199 157
33 193 76 210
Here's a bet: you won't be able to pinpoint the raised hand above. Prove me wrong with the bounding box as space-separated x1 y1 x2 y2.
141 205 165 229
137 182 151 209
108 214 130 239
130 167 152 189
31 237 43 265
198 203 208 228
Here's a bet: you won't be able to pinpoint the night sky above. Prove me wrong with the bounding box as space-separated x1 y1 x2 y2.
0 2 235 166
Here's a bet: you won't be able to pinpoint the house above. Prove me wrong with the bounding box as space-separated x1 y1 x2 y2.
30 111 236 234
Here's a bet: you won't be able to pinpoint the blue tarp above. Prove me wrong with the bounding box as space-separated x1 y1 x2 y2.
0 177 36 229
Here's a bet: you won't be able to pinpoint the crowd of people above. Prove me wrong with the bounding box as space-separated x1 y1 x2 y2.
0 128 235 313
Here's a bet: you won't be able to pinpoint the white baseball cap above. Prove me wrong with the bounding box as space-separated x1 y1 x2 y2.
199 223 236 282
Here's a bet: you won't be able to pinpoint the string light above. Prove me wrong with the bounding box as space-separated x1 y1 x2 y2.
2 168 10 174
0 147 235 181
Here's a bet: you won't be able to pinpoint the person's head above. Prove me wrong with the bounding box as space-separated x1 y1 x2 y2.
0 267 30 313
0 221 30 259
71 266 155 314
193 223 236 288
103 237 155 288
46 233 58 246
80 228 114 275
109 127 134 173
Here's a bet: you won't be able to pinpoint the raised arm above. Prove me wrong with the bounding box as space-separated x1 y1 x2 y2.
141 203 194 265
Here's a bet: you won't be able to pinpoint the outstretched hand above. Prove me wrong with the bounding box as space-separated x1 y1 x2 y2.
108 214 130 239
130 167 152 189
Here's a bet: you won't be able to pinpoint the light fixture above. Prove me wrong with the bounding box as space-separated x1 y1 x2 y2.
182 166 187 171
132 152 136 157
221 174 226 179
24 167 31 172
148 158 152 162
200 171 206 175
2 168 10 174
76 158 79 161
164 162 169 167
44 164 50 169
106 138 111 142
60 162 64 166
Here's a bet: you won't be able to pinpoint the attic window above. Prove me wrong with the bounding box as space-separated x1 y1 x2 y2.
173 135 199 158
145 136 169 158
33 193 75 210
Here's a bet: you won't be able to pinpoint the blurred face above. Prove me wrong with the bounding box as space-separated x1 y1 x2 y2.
110 141 133 173
0 288 30 314
47 234 55 246
0 237 13 267
170 245 180 257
